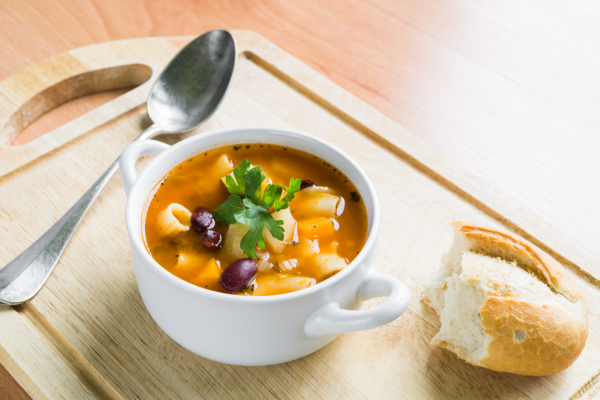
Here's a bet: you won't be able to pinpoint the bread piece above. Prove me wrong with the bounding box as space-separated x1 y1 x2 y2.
421 221 588 376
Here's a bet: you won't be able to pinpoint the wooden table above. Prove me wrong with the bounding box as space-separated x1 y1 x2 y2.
0 1 598 398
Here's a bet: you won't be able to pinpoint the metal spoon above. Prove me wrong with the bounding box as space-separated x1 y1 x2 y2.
0 29 236 305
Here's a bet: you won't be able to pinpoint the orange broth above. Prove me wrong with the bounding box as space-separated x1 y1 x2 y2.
143 143 368 296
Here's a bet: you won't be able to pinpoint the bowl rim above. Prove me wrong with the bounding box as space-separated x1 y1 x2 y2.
125 125 381 303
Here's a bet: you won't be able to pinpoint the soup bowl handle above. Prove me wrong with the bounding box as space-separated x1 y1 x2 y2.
120 140 171 197
304 270 410 337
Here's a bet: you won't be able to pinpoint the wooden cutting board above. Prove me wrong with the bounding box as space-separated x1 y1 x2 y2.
1 30 599 400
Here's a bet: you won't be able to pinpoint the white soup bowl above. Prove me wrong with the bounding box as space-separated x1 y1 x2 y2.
119 126 410 366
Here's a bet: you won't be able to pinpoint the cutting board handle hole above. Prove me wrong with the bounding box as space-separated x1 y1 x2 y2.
3 63 152 146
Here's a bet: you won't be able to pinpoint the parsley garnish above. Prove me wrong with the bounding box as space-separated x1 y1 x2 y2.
213 160 301 258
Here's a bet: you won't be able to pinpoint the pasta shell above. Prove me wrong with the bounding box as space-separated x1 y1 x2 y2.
156 203 192 235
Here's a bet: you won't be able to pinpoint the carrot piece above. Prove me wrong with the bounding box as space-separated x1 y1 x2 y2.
297 217 335 239
191 258 222 290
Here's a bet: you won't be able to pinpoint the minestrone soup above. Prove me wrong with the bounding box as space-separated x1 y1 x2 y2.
143 143 368 296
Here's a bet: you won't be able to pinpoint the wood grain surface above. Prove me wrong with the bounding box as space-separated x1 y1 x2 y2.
0 31 599 400
0 363 30 400
0 1 598 398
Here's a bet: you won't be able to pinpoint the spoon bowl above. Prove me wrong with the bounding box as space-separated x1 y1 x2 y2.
148 30 236 132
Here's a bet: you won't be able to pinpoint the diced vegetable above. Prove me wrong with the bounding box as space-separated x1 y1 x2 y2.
278 258 298 271
293 186 341 217
221 223 250 256
264 208 296 253
319 240 338 254
304 193 341 218
173 252 210 280
190 258 222 290
257 259 273 272
256 247 270 261
173 253 195 276
285 236 319 260
230 237 246 259
298 185 332 195
297 217 336 239
313 253 347 279
253 274 317 296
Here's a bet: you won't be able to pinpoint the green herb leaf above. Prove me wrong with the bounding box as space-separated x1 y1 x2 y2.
225 175 243 196
239 199 284 258
262 184 282 206
242 198 285 239
225 159 253 196
243 167 266 205
212 194 245 225
272 177 302 211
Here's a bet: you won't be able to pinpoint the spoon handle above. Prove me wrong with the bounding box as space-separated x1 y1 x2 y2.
0 124 164 305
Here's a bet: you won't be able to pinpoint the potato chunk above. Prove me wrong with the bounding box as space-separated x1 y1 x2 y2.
307 193 341 218
253 274 316 296
264 208 296 254
230 237 246 259
221 223 250 257
276 257 299 271
257 259 274 272
299 185 333 195
313 253 348 279
294 189 341 218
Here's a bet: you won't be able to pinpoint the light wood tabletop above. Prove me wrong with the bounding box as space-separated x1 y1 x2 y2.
1 0 598 398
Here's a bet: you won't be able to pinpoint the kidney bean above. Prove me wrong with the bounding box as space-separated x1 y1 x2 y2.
191 208 215 232
219 259 258 293
201 229 222 249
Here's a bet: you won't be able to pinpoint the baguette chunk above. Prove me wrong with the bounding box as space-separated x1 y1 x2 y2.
421 221 589 376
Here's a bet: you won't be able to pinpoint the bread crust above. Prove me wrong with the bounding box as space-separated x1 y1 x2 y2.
424 222 589 376
480 294 588 376
453 221 583 302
